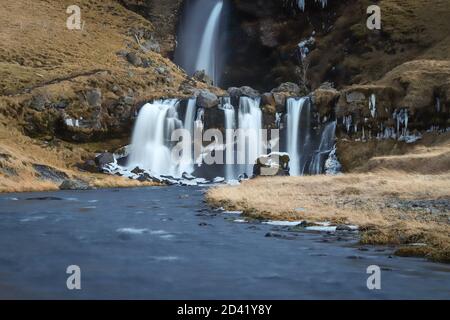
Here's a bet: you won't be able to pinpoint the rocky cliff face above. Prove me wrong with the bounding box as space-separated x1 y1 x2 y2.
119 0 184 57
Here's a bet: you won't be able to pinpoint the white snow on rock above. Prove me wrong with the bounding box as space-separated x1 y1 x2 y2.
263 220 304 226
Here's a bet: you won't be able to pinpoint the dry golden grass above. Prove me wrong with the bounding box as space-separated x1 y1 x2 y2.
206 172 450 262
338 132 450 173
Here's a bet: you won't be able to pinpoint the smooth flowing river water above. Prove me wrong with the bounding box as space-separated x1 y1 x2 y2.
0 186 449 299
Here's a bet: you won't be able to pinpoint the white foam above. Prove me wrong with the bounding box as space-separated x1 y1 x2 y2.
117 228 148 234
152 256 180 261
20 216 46 222
149 230 168 235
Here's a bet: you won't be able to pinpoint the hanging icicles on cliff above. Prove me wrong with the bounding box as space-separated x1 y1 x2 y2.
297 0 328 11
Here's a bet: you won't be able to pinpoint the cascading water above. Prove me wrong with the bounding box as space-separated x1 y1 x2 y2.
237 97 263 177
174 0 225 85
122 96 337 182
193 107 205 166
285 97 338 176
179 98 197 174
286 97 309 176
222 97 236 181
309 121 336 174
127 100 184 178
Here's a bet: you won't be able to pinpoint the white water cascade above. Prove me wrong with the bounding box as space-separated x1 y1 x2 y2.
309 121 337 174
125 96 337 182
222 97 236 181
174 0 225 85
286 97 308 176
127 100 185 178
179 98 197 174
237 97 263 177
195 1 224 84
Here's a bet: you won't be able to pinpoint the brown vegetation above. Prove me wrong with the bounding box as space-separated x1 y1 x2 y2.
206 171 450 262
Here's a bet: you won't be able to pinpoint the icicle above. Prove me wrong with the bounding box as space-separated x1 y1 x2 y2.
325 145 342 175
436 97 441 113
275 112 282 128
369 94 376 118
404 109 408 130
297 0 328 11
344 115 352 133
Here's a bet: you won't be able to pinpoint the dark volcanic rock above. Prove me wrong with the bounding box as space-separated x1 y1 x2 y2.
336 224 353 231
29 94 49 111
272 82 301 95
265 232 296 240
193 70 213 86
253 152 290 177
26 196 63 201
142 38 161 53
33 164 69 183
59 179 91 190
196 90 219 108
78 159 99 173
227 86 260 99
126 52 143 67
95 153 115 168
131 167 145 175
86 88 102 107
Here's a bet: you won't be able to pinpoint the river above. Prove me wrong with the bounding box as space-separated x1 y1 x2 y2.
0 186 449 299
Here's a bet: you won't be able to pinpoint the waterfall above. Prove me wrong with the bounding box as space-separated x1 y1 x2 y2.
125 96 337 181
237 97 263 177
127 100 184 178
174 0 225 85
184 98 197 136
286 97 308 176
286 97 338 176
194 107 205 166
309 121 337 174
222 97 236 181
179 98 197 174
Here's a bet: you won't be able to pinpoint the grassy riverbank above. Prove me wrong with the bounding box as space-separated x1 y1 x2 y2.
0 123 160 193
207 171 450 263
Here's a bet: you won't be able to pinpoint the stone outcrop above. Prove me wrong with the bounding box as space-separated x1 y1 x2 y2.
253 152 290 177
119 0 184 57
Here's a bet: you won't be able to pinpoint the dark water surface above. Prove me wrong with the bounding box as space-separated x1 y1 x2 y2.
0 186 449 299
